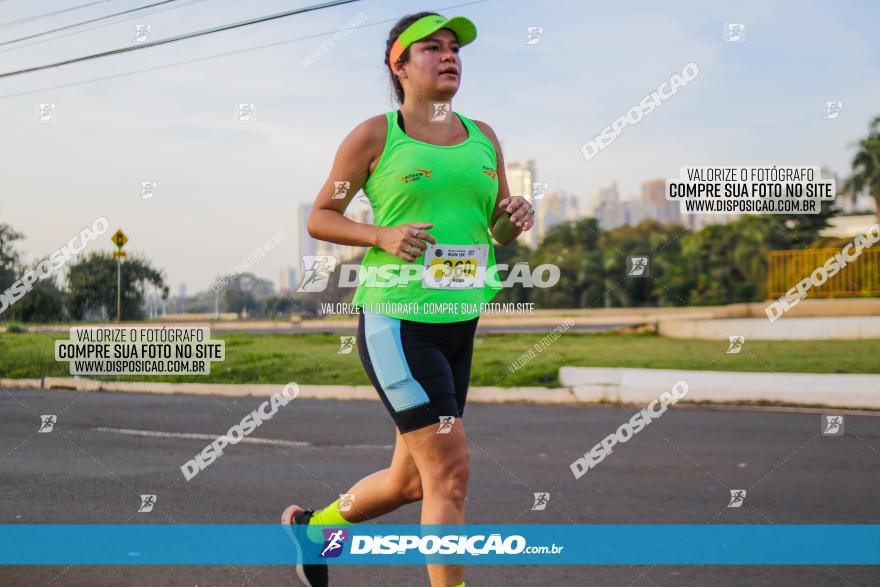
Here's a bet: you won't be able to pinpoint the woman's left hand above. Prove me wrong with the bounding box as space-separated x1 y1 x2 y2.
499 196 534 231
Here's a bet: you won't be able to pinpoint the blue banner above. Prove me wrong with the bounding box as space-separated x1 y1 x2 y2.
1 524 877 565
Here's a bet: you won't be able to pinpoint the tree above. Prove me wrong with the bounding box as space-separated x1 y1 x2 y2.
5 270 65 322
0 223 24 295
529 220 602 308
491 239 532 304
1 226 65 322
218 273 274 316
260 296 299 318
65 251 165 320
849 115 880 222
772 200 838 248
600 220 687 307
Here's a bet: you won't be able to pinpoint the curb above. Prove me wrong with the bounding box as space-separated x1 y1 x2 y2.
1 377 577 405
3 371 879 409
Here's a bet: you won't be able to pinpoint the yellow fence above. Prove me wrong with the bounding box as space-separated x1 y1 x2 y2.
768 248 880 299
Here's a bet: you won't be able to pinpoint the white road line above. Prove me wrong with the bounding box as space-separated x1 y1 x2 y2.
93 427 391 449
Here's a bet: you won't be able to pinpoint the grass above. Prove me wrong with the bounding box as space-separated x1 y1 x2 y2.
1 331 878 387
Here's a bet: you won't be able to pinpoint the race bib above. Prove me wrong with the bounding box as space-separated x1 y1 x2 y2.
422 244 488 289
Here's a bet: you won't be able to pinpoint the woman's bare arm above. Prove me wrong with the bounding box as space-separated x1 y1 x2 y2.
307 116 437 262
306 116 386 247
473 120 533 246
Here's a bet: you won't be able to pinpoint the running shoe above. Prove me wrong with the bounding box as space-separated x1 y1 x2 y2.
281 504 328 587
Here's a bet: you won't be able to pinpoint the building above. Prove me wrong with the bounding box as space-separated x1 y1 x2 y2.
536 190 581 241
297 202 316 261
277 265 297 295
594 179 737 231
640 179 681 226
505 159 539 248
593 182 626 230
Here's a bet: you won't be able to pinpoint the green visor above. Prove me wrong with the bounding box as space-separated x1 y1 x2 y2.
389 14 477 64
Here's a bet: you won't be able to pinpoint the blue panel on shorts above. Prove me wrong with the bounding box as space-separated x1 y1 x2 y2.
363 313 429 412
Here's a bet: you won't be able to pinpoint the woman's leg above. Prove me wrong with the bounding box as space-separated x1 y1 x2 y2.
402 419 469 587
334 427 423 522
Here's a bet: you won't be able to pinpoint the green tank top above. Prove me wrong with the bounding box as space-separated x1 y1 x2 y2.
351 110 502 323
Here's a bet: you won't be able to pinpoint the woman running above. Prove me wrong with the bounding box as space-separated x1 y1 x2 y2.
282 12 534 587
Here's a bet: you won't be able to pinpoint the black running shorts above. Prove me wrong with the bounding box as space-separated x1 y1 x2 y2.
357 311 479 433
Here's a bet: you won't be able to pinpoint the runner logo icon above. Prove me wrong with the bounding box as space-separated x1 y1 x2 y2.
321 528 348 558
822 415 844 435
38 415 57 433
727 489 746 508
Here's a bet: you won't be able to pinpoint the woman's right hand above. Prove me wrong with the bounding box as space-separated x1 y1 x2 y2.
376 223 437 262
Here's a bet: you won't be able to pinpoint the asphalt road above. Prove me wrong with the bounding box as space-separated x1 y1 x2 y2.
1 388 878 586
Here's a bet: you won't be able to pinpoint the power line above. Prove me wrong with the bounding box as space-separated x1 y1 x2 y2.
0 0 113 30
0 0 184 47
0 0 209 57
0 0 362 80
0 0 491 101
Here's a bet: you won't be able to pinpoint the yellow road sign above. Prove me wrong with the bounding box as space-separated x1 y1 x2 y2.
113 250 127 258
112 229 128 249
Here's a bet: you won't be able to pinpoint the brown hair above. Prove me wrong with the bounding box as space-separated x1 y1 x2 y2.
385 12 440 105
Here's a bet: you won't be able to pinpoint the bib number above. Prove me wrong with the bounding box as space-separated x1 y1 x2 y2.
422 244 488 289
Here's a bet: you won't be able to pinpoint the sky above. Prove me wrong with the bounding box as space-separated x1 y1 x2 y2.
1 0 878 295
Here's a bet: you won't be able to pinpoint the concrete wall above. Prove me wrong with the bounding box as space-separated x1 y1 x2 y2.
658 315 880 340
559 367 880 409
